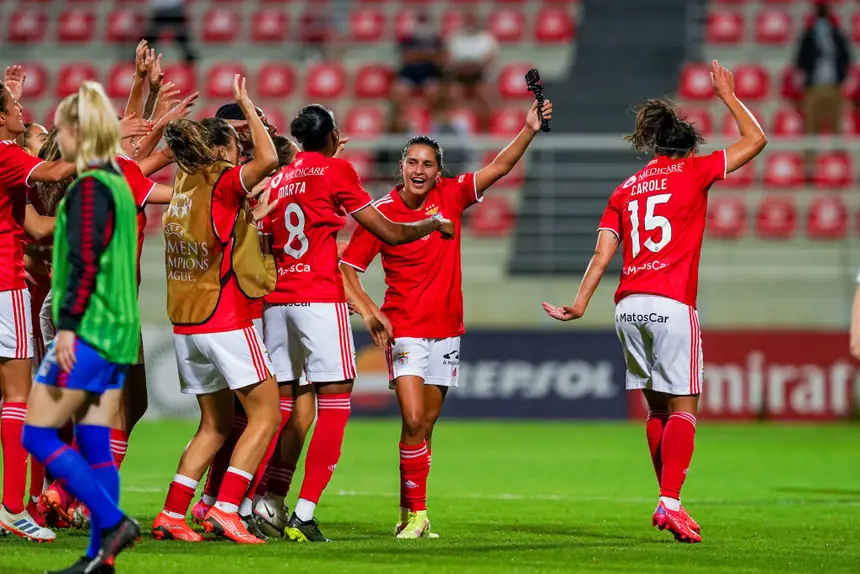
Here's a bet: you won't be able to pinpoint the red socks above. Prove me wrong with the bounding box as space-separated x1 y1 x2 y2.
399 441 430 512
659 412 697 500
248 397 292 498
29 458 45 502
163 474 198 518
110 429 128 469
217 467 252 510
203 411 246 499
2 402 27 513
298 393 351 504
645 411 669 486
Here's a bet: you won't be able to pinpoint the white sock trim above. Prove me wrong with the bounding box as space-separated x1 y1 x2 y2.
294 498 316 522
201 494 216 506
163 510 184 520
239 497 253 516
214 501 239 514
173 474 199 490
659 496 681 511
226 466 254 481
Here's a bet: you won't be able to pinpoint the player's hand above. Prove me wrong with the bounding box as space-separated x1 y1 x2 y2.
233 75 254 112
54 330 77 373
250 188 278 222
364 311 394 348
333 137 349 159
119 112 153 140
434 216 455 240
148 52 164 92
541 302 584 322
710 59 735 101
4 65 26 102
161 91 199 125
134 40 150 79
526 99 552 133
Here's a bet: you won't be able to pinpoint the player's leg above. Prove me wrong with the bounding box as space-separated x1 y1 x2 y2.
192 396 244 524
27 286 48 524
642 390 669 486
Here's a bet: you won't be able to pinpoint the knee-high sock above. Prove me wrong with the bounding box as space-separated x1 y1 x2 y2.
2 403 28 513
76 424 119 559
659 413 697 500
297 394 351 506
399 441 429 512
645 411 669 487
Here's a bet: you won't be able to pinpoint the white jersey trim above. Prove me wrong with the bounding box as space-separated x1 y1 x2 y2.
238 164 251 195
339 259 366 273
348 198 374 216
471 172 482 203
139 181 156 207
597 227 620 241
24 160 45 189
720 149 727 180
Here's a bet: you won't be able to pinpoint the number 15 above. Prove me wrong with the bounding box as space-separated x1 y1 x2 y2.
627 193 672 258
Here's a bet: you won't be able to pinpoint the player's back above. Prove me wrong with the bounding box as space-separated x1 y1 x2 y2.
599 150 726 307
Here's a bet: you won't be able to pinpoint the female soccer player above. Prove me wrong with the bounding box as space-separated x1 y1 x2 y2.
340 98 552 539
21 81 142 572
542 61 766 543
259 104 454 542
152 75 281 545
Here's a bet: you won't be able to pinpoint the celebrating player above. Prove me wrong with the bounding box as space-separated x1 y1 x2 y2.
542 61 766 543
152 75 280 545
21 81 142 572
340 98 552 539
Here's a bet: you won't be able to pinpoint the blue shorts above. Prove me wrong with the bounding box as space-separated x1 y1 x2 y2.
36 338 127 394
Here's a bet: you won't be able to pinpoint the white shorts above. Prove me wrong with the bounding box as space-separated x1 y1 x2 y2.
0 288 33 360
263 302 356 384
614 294 703 396
385 337 460 387
173 325 273 395
40 290 55 347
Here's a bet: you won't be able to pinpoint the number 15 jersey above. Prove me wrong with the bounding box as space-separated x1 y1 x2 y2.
598 150 726 308
262 151 373 304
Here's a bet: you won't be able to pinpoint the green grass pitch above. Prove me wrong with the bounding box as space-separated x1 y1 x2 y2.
1 421 859 573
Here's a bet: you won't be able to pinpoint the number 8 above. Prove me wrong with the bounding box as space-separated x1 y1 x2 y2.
283 203 309 259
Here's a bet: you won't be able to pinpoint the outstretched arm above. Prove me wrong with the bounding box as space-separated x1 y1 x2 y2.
351 204 453 246
711 60 767 174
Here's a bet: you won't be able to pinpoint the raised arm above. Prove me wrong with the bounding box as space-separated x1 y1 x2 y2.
133 89 197 160
475 99 552 196
233 76 278 190
542 230 620 321
340 261 394 348
125 40 151 121
711 60 767 174
351 204 453 246
850 281 860 361
143 52 163 121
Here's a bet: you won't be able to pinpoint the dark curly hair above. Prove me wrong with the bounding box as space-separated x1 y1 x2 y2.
624 99 705 158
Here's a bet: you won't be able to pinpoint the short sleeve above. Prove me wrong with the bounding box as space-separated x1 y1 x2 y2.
211 165 246 241
0 143 44 190
597 191 622 240
330 160 373 215
692 150 727 191
452 172 481 213
116 156 156 208
340 222 383 273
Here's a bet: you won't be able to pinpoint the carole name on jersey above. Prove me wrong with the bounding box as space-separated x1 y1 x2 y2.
630 177 668 197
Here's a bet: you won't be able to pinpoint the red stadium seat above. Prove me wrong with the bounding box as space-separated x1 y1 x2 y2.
106 9 146 44
814 152 853 189
534 8 575 44
678 63 714 101
755 196 797 239
163 63 197 95
298 9 334 45
56 63 98 98
337 151 374 181
8 9 48 44
488 9 526 44
252 9 289 43
721 159 755 189
344 105 385 137
404 106 431 133
733 65 770 101
706 10 744 44
707 196 747 238
258 107 286 135
58 10 96 43
807 195 848 239
843 65 860 102
354 64 393 100
720 108 763 136
394 10 417 42
842 111 860 136
440 10 465 40
449 107 479 134
763 152 804 190
489 107 526 136
257 63 295 99
771 106 804 137
681 108 713 136
468 195 516 237
20 63 48 100
305 63 347 100
498 63 535 100
202 9 241 44
205 63 247 99
107 63 137 99
349 9 386 42
779 66 805 103
754 9 792 45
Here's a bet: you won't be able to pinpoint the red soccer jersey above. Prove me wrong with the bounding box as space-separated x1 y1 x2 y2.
598 150 727 308
341 173 480 340
115 155 156 277
173 165 253 335
262 151 373 304
0 140 44 291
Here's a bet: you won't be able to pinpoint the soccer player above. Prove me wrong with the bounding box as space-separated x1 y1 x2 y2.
259 104 454 542
339 98 552 539
542 61 766 543
21 81 142 573
152 75 281 544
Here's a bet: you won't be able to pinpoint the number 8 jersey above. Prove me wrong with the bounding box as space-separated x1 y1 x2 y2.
598 150 727 308
261 151 373 303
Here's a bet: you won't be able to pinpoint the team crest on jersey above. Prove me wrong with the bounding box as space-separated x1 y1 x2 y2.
622 175 637 189
425 204 439 216
395 351 409 366
294 159 303 167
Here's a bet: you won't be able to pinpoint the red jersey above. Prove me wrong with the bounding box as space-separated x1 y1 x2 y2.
115 155 156 269
341 173 479 340
173 165 252 335
262 151 372 304
0 140 44 291
598 150 727 308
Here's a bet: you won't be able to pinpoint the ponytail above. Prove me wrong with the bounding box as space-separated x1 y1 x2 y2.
624 98 704 158
165 119 213 174
35 128 68 215
55 81 121 174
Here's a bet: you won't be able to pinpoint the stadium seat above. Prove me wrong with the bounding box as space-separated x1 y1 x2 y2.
58 10 96 43
305 63 347 100
106 9 146 44
771 106 804 137
498 64 535 100
251 9 289 43
449 107 480 134
720 108 763 136
488 9 526 44
468 195 516 237
337 151 374 181
404 106 431 133
202 9 241 44
56 63 98 98
678 63 714 101
162 63 197 95
534 8 575 44
763 152 804 189
733 65 770 101
843 65 860 102
721 159 755 189
8 8 48 44
441 10 465 40
842 111 859 136
394 10 417 42
354 64 394 100
707 196 747 238
349 9 386 42
706 10 744 44
205 63 247 99
257 63 295 99
489 107 526 136
682 108 714 136
807 195 848 239
754 9 792 45
755 196 797 239
778 66 805 103
20 63 48 100
259 107 287 134
814 152 853 189
344 105 385 137
107 63 137 99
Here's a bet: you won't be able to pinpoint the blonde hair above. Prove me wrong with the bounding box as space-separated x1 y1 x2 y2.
54 81 121 174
